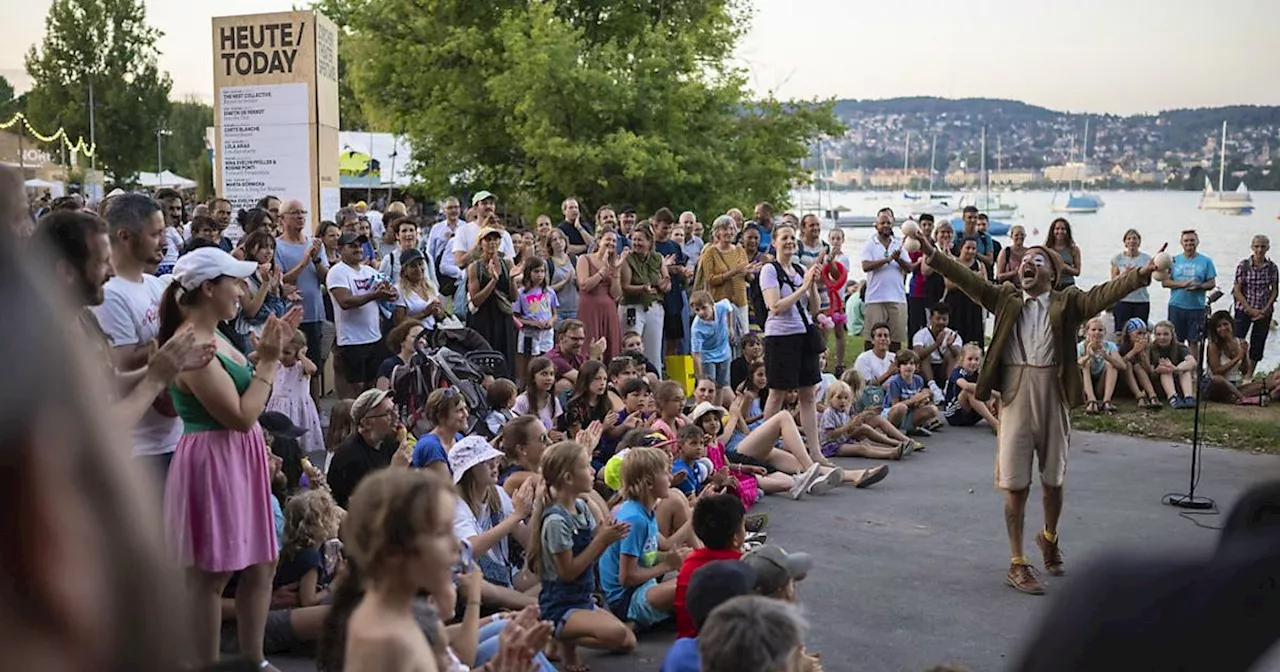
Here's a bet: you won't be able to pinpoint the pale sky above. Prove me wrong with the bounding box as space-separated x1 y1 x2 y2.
2 0 1278 116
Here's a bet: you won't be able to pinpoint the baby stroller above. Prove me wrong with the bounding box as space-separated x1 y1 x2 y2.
390 325 506 437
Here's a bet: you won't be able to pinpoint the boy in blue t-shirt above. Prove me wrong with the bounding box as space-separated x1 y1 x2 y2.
599 447 693 627
671 424 713 497
882 349 943 434
689 292 734 388
943 344 1001 432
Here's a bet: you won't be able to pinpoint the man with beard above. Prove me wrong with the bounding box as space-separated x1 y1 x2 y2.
91 194 188 476
752 202 775 254
908 228 1162 596
559 196 596 256
207 197 235 251
860 207 911 351
36 209 214 430
428 196 464 295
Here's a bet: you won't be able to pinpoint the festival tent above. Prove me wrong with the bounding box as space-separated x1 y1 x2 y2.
136 170 197 189
23 178 57 189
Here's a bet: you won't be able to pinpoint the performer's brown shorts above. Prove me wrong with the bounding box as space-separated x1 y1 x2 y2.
864 302 908 344
995 365 1070 491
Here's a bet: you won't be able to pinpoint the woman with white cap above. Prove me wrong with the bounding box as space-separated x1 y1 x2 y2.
449 436 540 611
157 246 303 670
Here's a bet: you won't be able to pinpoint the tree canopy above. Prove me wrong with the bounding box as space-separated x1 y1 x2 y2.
24 0 171 182
316 0 841 218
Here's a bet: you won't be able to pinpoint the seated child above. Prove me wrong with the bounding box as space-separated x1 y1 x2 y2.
671 424 715 498
673 494 747 638
840 367 922 451
485 378 518 437
598 447 694 629
882 350 944 436
943 344 1001 432
660 560 757 672
729 332 764 391
1077 316 1125 415
820 380 913 461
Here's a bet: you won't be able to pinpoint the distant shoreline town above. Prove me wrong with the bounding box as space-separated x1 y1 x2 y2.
811 97 1280 191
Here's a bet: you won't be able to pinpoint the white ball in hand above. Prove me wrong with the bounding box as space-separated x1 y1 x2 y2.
1152 270 1169 282
1154 252 1172 271
903 237 922 253
900 220 920 237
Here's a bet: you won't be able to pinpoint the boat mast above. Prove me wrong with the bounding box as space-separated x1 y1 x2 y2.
1081 117 1090 193
903 131 911 190
1218 120 1227 192
929 133 937 192
980 125 987 204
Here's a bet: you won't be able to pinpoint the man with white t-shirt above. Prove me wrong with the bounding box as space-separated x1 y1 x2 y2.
911 302 961 397
328 231 397 395
860 208 911 351
91 193 183 477
427 196 464 291
854 322 898 388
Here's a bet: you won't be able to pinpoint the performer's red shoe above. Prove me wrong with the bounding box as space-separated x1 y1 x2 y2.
1036 532 1065 576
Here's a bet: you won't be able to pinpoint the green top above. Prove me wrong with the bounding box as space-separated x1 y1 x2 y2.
171 350 254 434
625 251 663 307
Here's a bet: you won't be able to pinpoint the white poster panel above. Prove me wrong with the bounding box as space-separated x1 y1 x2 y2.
218 82 312 213
320 186 341 224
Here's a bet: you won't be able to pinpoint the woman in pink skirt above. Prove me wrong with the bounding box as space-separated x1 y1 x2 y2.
158 247 302 670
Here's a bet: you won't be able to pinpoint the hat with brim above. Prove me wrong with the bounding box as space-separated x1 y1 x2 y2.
689 401 728 426
742 545 813 595
172 247 259 291
448 436 505 483
259 410 308 439
351 389 393 424
400 247 425 267
471 190 496 206
337 232 369 246
477 226 504 241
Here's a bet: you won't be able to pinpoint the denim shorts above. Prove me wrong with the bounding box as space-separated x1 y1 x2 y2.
625 578 669 627
1168 305 1204 343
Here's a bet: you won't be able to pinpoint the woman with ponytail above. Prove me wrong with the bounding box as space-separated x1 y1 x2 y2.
159 246 303 670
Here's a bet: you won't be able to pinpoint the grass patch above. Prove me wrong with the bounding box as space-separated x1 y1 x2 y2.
1071 400 1280 454
823 332 1280 454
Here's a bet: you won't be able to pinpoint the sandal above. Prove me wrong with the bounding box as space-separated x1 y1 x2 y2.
1085 400 1101 414
1102 401 1117 415
896 441 915 460
1148 395 1163 410
909 439 927 452
854 465 889 489
1136 397 1150 410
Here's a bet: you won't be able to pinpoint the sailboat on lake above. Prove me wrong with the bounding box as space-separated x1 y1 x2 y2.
1051 118 1104 214
1198 121 1254 215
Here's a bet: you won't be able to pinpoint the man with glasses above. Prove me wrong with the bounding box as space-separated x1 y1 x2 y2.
327 388 401 508
428 196 464 295
276 199 329 395
547 319 607 394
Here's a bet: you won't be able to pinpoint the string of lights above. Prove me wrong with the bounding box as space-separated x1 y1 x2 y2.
0 112 96 158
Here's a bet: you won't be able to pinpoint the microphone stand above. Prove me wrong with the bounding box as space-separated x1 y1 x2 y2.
1164 289 1224 511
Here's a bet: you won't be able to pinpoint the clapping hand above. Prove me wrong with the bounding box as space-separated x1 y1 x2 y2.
595 519 631 545
588 337 607 359
575 420 604 452
512 479 536 519
150 324 217 380
256 307 303 362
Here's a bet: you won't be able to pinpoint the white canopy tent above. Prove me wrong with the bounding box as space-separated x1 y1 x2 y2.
135 170 197 189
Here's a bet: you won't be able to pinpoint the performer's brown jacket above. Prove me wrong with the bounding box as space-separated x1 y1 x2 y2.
925 252 1150 408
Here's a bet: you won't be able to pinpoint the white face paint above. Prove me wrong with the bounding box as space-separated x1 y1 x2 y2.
1030 252 1048 268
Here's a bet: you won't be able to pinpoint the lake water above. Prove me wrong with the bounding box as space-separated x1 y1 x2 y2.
799 190 1280 371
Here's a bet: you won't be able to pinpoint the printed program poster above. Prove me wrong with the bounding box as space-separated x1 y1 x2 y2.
218 82 312 213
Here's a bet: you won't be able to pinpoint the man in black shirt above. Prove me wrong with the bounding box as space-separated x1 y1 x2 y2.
558 197 595 255
326 388 401 508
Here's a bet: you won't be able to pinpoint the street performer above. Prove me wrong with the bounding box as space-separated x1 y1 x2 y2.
908 228 1164 595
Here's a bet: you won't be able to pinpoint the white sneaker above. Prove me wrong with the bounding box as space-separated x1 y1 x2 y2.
808 466 845 495
929 380 945 405
788 462 822 500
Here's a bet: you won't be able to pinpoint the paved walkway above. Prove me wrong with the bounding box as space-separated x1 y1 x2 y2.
279 427 1276 671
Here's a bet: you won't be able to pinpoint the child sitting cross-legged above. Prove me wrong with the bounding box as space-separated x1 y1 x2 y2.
820 380 915 463
942 343 1001 433
672 494 748 639
598 447 695 631
528 441 637 672
883 349 945 437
